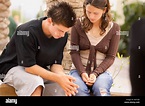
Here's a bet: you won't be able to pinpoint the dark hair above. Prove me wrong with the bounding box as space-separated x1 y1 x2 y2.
47 1 76 28
82 0 112 35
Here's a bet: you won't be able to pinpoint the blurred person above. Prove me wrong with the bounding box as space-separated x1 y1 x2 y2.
13 15 22 26
129 18 145 96
69 0 120 96
8 16 17 39
0 1 79 96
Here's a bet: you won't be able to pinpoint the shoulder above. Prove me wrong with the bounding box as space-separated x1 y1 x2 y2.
17 17 46 31
106 21 120 36
110 22 120 34
112 22 120 29
105 21 120 35
130 18 145 37
74 18 81 27
72 17 84 32
132 18 145 29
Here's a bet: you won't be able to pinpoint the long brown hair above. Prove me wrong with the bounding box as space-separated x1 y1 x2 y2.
81 0 112 35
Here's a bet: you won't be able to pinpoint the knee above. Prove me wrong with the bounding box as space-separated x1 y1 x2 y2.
31 85 43 96
96 72 113 85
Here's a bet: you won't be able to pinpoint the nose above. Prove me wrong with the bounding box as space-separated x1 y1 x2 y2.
60 32 65 37
89 13 95 19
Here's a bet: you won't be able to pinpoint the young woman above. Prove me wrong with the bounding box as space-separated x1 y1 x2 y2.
0 1 79 96
69 0 120 96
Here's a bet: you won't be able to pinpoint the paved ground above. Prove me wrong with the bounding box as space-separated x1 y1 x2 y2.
108 57 131 96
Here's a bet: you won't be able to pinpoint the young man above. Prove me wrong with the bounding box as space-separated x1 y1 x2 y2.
0 1 79 96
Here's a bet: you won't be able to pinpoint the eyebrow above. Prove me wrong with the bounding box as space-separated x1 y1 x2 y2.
55 25 66 33
57 27 64 32
86 10 98 14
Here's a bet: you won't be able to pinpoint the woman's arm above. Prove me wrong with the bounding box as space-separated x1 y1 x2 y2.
92 23 120 76
70 21 86 75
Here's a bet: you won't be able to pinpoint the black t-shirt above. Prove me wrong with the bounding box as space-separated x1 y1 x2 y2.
0 17 68 75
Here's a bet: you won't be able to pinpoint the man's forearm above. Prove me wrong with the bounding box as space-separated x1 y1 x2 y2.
25 65 60 82
50 64 65 75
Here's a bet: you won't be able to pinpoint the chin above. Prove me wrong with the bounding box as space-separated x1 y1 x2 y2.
54 36 61 39
90 20 97 23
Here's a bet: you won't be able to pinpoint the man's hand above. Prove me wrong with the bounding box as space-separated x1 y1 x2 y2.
56 74 79 96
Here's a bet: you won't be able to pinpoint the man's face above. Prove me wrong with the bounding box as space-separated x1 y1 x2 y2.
49 23 70 39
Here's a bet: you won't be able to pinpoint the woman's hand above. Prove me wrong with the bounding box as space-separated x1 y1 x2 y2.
81 72 89 83
86 73 96 86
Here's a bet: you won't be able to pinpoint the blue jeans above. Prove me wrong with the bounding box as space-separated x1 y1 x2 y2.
69 70 113 96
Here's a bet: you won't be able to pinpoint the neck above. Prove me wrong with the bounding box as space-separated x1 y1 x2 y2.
42 19 52 38
93 19 102 28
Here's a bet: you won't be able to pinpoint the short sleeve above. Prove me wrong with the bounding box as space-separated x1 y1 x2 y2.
15 28 38 67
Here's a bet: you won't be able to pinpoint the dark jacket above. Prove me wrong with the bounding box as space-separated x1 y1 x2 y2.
129 18 145 96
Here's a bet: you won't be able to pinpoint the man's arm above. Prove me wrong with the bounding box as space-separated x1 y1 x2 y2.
50 64 65 75
25 65 79 96
25 65 61 82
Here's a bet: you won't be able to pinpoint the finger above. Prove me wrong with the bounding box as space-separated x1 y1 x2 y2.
67 75 76 82
64 90 72 96
69 81 79 89
68 87 78 96
71 90 76 96
86 82 93 86
64 84 77 95
69 84 78 93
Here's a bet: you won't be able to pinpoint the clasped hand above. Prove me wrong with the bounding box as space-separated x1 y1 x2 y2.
81 72 96 86
57 74 79 96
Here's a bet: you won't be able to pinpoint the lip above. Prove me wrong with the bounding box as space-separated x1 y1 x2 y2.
90 19 95 22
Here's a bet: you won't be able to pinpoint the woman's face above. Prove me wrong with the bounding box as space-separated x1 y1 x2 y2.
86 4 105 23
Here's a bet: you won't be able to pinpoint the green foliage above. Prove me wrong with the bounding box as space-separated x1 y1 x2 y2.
111 10 121 22
11 9 27 23
11 10 21 18
119 1 145 57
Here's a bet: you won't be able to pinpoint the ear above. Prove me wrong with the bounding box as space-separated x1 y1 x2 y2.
47 17 53 25
103 7 107 14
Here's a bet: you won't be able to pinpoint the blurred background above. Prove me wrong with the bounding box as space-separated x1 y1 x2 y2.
0 0 145 56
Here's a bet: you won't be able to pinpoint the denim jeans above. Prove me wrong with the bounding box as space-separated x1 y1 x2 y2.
69 69 113 96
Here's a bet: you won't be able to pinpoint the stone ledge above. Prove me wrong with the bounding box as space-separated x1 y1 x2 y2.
0 83 17 96
0 83 131 96
111 92 131 96
0 82 65 96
